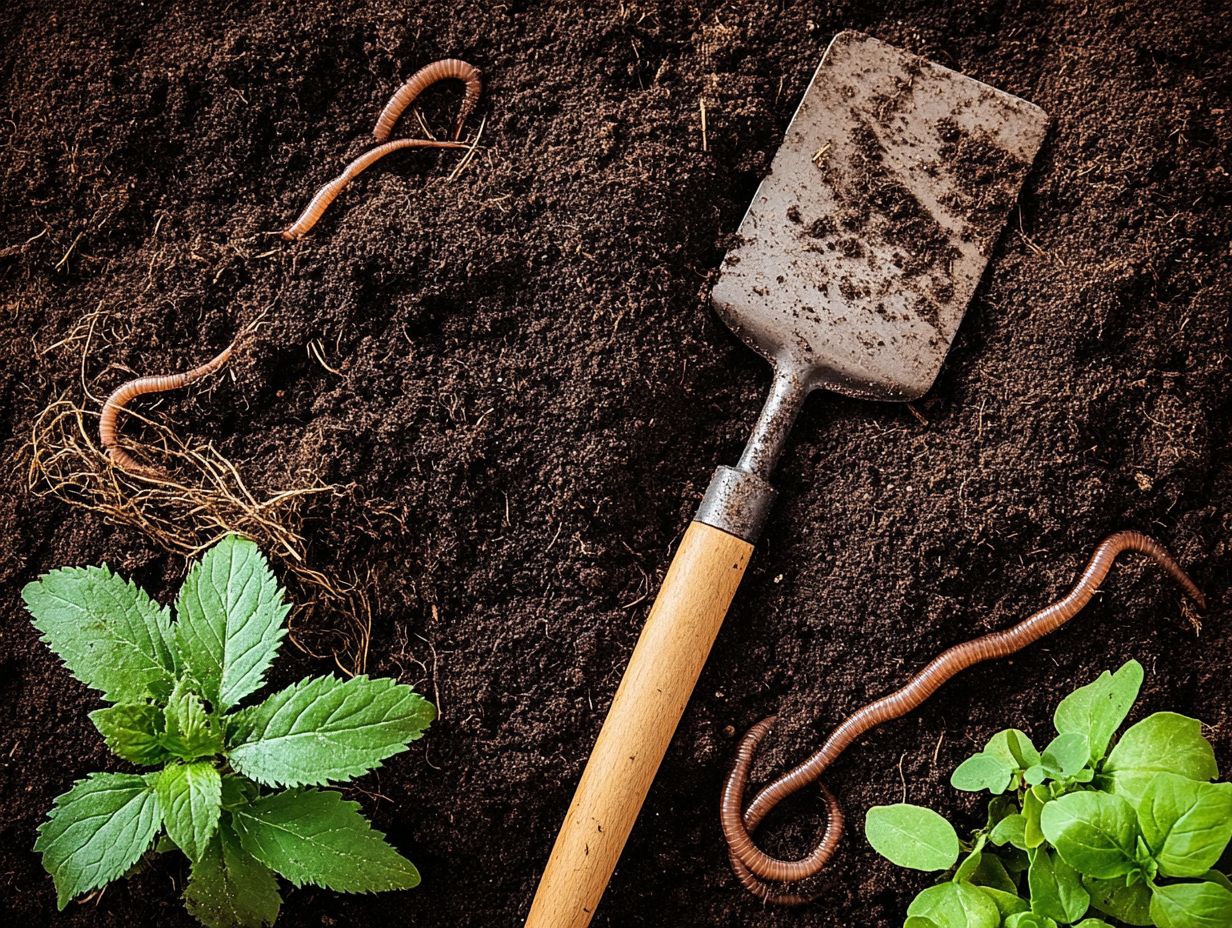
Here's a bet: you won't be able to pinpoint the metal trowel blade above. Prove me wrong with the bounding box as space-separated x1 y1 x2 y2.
711 31 1049 401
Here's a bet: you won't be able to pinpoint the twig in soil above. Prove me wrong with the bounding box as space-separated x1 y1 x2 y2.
373 58 482 143
27 391 374 668
446 117 486 182
721 532 1205 905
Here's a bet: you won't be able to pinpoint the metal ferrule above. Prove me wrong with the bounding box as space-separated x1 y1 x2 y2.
693 362 811 543
695 465 778 542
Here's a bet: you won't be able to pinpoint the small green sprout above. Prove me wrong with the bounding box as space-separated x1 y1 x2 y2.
865 660 1232 928
23 535 436 928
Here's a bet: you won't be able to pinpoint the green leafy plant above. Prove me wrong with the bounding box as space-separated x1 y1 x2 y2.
865 660 1231 928
23 535 436 928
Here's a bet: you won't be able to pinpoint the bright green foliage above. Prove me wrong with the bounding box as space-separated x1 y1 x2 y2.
156 762 223 863
953 753 1016 795
230 789 421 891
23 535 435 928
164 675 225 760
1053 660 1142 763
1149 881 1232 928
1104 713 1219 804
908 881 1001 928
23 565 176 701
1137 776 1232 878
185 821 282 928
1041 791 1138 878
867 804 961 871
866 660 1230 927
228 674 435 787
175 536 290 710
34 773 162 907
1028 847 1088 923
90 702 171 765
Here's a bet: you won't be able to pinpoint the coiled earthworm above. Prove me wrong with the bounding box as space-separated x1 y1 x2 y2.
373 58 482 143
282 137 469 240
98 341 235 479
720 531 1205 905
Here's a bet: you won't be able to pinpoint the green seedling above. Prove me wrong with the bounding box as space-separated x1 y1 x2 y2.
865 660 1231 928
23 534 436 928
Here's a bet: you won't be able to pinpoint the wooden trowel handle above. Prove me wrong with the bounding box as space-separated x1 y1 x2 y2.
524 520 753 928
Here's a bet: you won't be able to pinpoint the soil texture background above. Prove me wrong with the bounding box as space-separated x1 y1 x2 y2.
1 1 1230 926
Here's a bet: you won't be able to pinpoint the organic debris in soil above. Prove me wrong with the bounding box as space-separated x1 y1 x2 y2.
0 2 1229 928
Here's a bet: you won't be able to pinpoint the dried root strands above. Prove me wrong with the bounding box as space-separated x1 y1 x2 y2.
281 138 467 240
98 341 235 479
373 58 482 143
721 531 1205 904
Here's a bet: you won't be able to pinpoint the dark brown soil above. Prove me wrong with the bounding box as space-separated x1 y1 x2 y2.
1 2 1230 927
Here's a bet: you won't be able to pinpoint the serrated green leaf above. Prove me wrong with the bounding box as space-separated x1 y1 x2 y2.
155 762 221 862
1041 791 1139 879
221 775 259 810
163 676 223 760
952 753 1014 794
23 565 176 702
1150 880 1232 928
1053 660 1143 763
1028 845 1090 923
1139 774 1232 878
907 881 1000 928
865 804 960 871
231 788 419 892
1105 713 1219 804
185 818 281 928
227 675 435 787
176 535 289 710
1084 875 1153 926
34 772 161 908
90 702 169 765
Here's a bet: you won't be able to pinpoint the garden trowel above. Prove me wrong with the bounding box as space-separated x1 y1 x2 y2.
525 31 1049 927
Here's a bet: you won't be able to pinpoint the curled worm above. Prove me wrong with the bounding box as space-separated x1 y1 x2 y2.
98 342 235 479
721 531 1205 905
373 58 482 143
282 137 468 240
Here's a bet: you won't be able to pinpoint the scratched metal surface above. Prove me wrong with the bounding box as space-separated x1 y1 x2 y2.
711 31 1049 401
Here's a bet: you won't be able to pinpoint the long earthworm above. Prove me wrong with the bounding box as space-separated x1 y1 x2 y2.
720 531 1205 905
373 58 482 143
281 137 468 240
98 341 235 479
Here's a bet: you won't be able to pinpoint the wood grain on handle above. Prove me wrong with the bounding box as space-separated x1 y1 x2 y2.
524 520 754 928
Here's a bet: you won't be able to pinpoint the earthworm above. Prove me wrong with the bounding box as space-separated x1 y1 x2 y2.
373 58 482 143
721 531 1205 905
98 341 235 479
282 137 468 240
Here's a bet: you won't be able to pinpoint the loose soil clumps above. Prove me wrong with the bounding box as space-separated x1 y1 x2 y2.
0 2 1228 926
